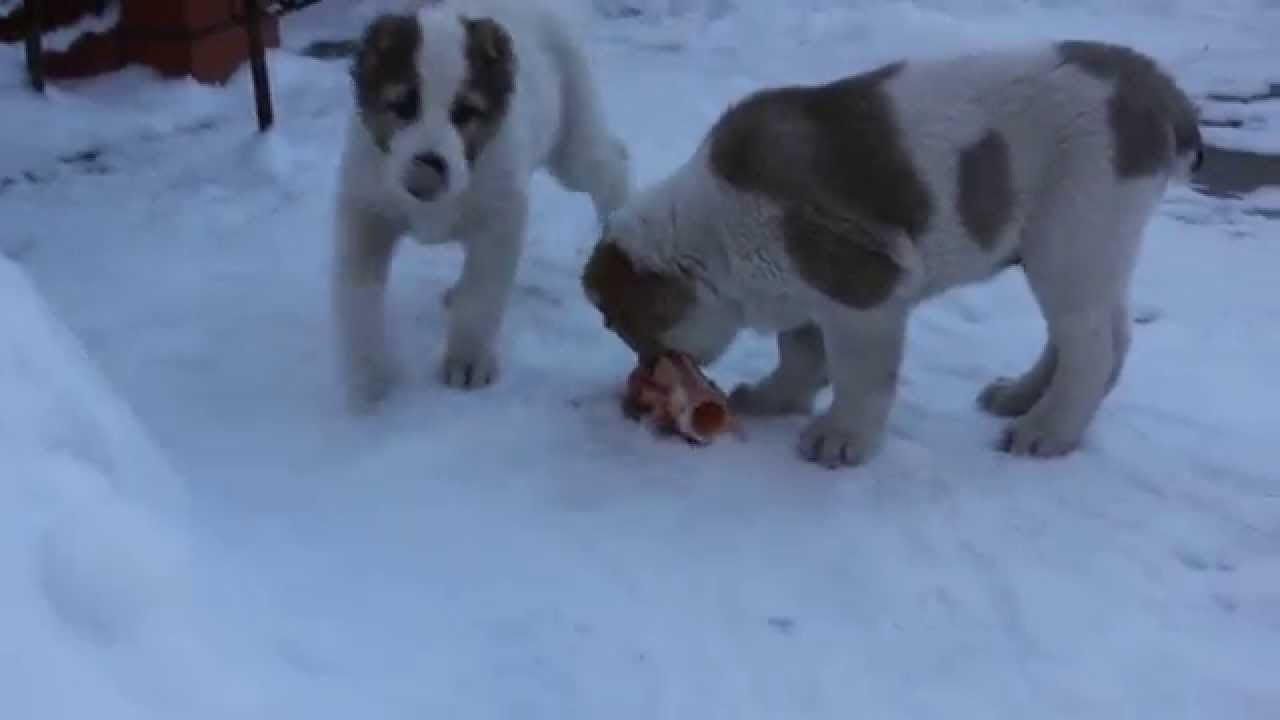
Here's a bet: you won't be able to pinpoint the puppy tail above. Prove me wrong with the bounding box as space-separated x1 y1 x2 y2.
541 1 632 217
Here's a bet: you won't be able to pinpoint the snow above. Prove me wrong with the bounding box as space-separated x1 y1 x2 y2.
0 258 283 718
2 1 1279 718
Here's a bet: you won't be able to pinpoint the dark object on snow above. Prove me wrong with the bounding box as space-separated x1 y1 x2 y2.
23 0 42 92
1194 145 1280 201
1191 83 1280 202
0 0 107 45
1206 83 1280 105
301 38 360 60
246 0 274 131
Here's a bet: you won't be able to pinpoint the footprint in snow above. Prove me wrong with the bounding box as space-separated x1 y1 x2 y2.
1174 547 1235 574
1132 306 1163 325
767 616 797 635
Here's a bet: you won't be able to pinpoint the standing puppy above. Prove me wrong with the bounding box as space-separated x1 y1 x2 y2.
334 0 630 410
583 41 1202 467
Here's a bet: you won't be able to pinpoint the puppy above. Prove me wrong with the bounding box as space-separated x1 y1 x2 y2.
333 0 630 410
583 41 1202 467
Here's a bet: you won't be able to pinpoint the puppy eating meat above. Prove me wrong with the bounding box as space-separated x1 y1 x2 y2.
583 41 1202 467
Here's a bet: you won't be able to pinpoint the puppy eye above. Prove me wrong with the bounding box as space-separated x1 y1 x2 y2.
387 88 419 120
451 101 484 127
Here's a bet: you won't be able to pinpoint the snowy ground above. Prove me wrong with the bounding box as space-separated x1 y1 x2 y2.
2 1 1279 718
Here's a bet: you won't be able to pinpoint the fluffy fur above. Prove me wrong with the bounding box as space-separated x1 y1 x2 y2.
334 0 631 409
583 40 1202 467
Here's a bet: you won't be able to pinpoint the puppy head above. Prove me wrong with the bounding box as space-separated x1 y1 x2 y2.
581 236 740 368
351 10 515 204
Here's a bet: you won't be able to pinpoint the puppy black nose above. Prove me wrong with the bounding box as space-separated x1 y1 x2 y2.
413 152 448 178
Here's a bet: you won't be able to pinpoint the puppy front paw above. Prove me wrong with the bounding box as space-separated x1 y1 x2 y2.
344 356 400 413
999 415 1082 458
729 382 813 417
796 414 883 469
439 348 499 390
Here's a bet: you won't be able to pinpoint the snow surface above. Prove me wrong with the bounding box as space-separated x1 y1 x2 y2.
2 1 1279 718
0 258 290 718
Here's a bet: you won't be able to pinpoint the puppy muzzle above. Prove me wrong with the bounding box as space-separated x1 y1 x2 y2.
403 151 449 202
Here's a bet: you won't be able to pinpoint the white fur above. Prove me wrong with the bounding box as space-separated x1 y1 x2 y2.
333 0 630 409
603 44 1198 466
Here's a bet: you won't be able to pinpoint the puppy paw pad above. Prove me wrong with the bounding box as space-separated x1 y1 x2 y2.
440 352 498 390
796 417 879 469
999 417 1081 457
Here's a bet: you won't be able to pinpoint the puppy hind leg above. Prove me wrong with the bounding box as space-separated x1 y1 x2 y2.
1001 308 1118 456
545 36 631 220
1001 185 1155 456
1106 303 1133 394
730 323 829 416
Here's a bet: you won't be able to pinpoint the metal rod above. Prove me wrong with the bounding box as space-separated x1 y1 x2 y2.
24 0 45 93
245 0 274 131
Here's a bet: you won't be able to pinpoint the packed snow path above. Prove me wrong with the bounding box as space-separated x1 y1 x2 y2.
2 2 1278 718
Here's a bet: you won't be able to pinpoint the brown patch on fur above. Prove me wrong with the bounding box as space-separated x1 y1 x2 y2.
956 129 1014 249
352 14 424 153
780 202 906 310
708 61 932 238
456 17 516 165
581 242 696 361
1057 40 1203 178
706 61 930 309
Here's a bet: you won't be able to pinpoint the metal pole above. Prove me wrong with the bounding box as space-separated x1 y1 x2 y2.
245 0 274 131
24 0 45 93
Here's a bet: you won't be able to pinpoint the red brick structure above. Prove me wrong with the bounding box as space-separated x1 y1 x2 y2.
8 0 278 84
121 0 279 84
0 0 107 42
8 1 285 129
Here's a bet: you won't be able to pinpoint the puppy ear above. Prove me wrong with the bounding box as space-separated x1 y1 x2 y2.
463 17 514 65
351 14 421 97
355 13 417 64
782 200 924 310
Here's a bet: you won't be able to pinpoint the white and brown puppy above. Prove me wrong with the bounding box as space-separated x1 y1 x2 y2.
333 0 630 410
583 41 1202 467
